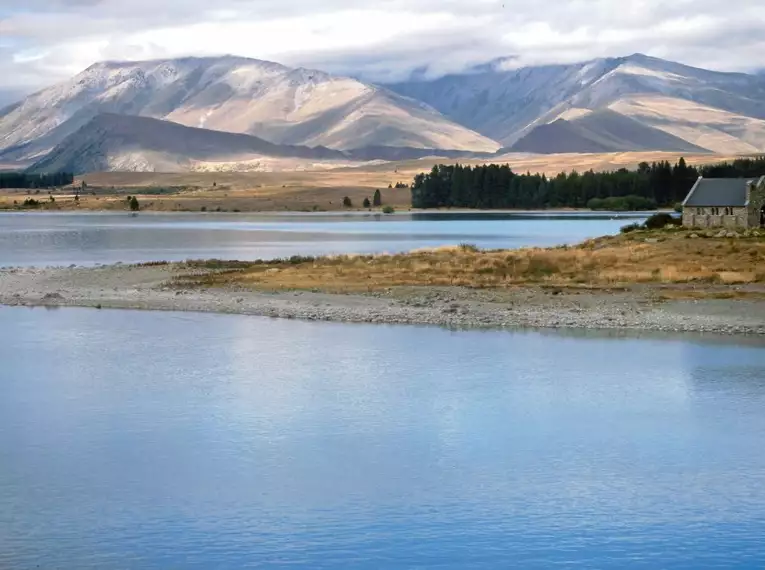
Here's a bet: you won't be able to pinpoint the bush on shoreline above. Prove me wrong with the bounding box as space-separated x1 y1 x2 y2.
588 195 657 211
620 213 681 233
644 212 681 230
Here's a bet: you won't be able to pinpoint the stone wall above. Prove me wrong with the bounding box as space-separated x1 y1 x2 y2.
683 206 750 228
733 206 749 228
682 208 697 227
747 180 765 228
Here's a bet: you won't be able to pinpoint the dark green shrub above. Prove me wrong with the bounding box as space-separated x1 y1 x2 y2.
363 197 371 208
620 222 642 234
129 196 140 211
587 198 604 210
342 196 352 207
287 255 316 265
382 205 395 214
589 195 657 211
644 212 680 230
373 189 382 207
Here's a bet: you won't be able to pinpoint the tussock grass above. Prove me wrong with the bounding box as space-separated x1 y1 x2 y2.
174 229 765 293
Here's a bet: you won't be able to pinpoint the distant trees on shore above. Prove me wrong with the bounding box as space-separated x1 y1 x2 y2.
0 172 74 189
410 157 765 210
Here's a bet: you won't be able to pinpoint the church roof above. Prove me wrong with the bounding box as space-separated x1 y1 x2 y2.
683 177 753 207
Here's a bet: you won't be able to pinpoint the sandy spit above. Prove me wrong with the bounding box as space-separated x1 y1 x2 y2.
1 264 764 336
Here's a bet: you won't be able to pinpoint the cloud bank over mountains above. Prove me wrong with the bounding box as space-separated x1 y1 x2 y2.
2 0 765 94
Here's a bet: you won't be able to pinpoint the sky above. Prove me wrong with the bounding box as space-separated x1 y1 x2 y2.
1 0 765 100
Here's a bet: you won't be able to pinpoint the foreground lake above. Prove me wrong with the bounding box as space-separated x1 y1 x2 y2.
2 307 764 568
0 211 649 267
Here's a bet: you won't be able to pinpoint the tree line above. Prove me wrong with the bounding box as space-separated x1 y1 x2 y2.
0 172 74 189
410 156 765 210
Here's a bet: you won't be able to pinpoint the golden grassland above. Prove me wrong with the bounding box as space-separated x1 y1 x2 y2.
174 229 765 295
0 186 413 213
77 150 737 189
0 186 412 213
0 150 740 213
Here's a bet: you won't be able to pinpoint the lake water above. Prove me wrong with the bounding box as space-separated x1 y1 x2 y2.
2 306 765 569
0 211 649 267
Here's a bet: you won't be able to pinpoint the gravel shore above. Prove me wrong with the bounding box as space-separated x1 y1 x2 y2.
1 263 764 335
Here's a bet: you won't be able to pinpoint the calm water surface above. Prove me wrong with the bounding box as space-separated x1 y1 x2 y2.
0 211 649 267
2 307 765 568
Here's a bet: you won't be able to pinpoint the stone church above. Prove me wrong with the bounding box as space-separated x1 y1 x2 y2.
682 176 765 229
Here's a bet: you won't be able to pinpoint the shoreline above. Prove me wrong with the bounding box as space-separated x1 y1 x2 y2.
0 204 659 215
2 263 764 336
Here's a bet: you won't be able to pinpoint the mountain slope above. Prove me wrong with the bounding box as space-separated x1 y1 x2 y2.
388 54 765 152
508 110 707 154
27 113 354 174
0 56 499 162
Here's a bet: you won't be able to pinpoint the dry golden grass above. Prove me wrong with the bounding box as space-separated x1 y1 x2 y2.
0 186 413 213
176 230 765 293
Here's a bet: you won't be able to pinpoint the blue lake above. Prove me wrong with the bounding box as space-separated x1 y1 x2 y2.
0 211 649 267
2 307 765 568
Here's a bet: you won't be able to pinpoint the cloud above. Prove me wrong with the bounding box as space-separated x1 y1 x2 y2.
1 0 765 96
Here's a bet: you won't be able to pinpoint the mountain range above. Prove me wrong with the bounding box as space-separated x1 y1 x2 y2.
2 53 765 174
390 53 765 153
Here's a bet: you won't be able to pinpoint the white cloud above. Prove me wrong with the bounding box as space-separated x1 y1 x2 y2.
1 0 765 95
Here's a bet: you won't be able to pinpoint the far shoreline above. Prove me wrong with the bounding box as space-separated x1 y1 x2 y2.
0 205 661 216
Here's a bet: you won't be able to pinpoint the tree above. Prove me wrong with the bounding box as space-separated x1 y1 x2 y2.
373 189 382 207
408 157 752 210
342 196 352 207
363 197 371 208
129 196 140 211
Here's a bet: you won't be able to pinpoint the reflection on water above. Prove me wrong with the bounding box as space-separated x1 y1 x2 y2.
1 307 764 568
0 211 650 267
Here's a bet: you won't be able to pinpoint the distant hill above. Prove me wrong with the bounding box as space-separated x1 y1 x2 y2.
27 113 497 174
26 114 352 174
508 110 707 154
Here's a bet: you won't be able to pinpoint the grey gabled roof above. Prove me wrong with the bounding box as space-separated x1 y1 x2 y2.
683 177 751 207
